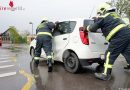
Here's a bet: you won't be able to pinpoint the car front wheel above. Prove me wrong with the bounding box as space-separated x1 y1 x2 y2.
30 47 35 57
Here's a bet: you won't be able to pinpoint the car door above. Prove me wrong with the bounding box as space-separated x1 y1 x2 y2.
30 39 47 58
52 21 71 60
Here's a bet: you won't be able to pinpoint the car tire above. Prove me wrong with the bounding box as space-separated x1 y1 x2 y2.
30 58 38 74
30 58 35 74
30 47 35 57
64 52 81 73
95 64 104 73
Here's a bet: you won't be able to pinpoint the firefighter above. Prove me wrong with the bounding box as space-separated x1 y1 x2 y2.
34 19 55 72
86 3 130 80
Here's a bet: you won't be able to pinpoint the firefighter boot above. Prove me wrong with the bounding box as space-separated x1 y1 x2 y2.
94 68 112 81
124 64 130 73
48 58 53 72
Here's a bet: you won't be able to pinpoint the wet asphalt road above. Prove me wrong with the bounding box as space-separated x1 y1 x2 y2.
0 44 130 90
0 44 30 90
35 59 130 90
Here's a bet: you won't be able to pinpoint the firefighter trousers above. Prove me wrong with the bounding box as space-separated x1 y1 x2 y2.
103 26 130 75
34 35 53 61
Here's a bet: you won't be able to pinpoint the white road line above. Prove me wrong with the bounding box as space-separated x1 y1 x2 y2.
0 55 14 57
0 65 14 69
0 60 11 63
0 72 16 78
0 58 9 60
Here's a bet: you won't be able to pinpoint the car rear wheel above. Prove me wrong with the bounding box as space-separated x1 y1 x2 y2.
64 52 81 73
30 47 35 57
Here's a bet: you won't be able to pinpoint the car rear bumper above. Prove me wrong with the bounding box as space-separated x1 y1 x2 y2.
79 58 104 66
70 45 105 59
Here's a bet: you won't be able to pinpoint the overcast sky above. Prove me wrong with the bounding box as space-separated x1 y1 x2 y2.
0 0 110 34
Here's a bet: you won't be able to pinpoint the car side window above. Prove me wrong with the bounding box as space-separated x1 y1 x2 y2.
69 21 76 33
53 23 61 36
59 21 70 34
53 21 76 36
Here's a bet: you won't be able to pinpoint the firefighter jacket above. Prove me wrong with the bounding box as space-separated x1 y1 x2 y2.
36 21 55 38
87 12 126 41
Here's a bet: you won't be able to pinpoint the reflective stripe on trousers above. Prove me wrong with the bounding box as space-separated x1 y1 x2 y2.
34 57 40 61
47 55 52 59
47 53 54 63
47 52 54 59
103 52 113 75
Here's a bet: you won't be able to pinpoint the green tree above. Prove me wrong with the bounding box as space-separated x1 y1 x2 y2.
108 0 130 17
22 36 27 43
126 9 130 18
8 26 22 43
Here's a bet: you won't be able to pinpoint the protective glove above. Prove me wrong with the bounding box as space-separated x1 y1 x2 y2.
86 25 90 32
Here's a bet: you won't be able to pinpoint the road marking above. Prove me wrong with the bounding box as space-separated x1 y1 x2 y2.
0 72 16 78
0 65 14 69
0 58 10 60
0 60 11 63
0 56 16 62
19 70 34 90
0 55 13 57
10 57 17 62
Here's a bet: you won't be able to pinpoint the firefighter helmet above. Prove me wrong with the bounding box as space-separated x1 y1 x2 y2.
97 3 115 15
41 18 48 23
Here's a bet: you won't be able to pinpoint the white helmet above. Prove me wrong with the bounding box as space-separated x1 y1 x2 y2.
97 3 116 15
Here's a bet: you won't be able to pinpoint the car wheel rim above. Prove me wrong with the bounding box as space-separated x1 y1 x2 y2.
67 57 76 69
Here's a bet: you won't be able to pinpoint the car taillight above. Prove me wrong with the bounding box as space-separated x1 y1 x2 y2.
79 27 89 45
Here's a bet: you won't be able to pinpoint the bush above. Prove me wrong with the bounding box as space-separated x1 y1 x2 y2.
8 26 27 44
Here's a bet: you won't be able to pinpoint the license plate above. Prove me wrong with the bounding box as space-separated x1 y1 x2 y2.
100 54 105 60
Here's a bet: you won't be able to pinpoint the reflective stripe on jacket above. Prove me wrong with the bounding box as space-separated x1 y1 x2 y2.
36 21 55 37
106 24 126 41
37 32 52 38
